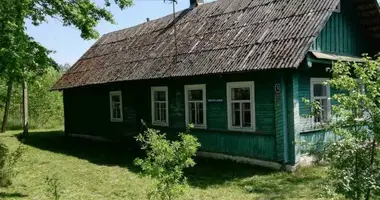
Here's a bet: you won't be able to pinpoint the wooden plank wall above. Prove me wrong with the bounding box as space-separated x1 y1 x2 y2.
64 72 280 161
310 0 369 56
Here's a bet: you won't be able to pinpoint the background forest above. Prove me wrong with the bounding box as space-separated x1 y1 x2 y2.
0 65 67 130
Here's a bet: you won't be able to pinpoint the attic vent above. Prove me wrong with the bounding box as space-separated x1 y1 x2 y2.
334 2 341 13
190 0 204 8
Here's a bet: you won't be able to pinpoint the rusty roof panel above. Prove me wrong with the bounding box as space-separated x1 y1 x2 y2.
52 0 349 90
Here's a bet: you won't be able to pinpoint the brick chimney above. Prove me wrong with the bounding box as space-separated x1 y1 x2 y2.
190 0 204 7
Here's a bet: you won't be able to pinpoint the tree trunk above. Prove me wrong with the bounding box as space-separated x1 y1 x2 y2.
1 80 13 133
22 80 28 136
365 136 377 200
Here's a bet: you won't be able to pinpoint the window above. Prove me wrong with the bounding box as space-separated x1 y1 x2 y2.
227 82 255 131
109 91 123 122
151 86 169 126
185 84 206 128
310 78 331 123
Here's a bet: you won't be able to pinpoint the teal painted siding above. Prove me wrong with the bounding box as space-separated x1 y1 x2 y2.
64 72 279 161
286 72 301 164
63 86 138 140
310 0 368 56
298 66 339 112
194 131 276 161
300 131 337 153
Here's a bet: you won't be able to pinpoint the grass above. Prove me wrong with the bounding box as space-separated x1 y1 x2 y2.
0 129 331 200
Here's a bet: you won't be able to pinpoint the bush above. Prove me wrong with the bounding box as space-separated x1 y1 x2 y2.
0 141 25 187
45 173 63 200
134 125 200 200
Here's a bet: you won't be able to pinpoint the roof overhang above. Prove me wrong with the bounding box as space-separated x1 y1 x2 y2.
306 51 363 67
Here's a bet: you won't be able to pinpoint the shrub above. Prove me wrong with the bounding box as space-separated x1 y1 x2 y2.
134 125 200 200
0 141 25 187
45 173 63 200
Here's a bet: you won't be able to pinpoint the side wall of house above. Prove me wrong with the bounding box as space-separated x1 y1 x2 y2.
298 0 371 153
63 71 284 162
297 65 339 153
63 84 139 140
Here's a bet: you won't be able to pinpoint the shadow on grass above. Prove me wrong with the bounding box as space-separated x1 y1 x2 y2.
239 166 326 199
0 192 28 198
18 130 143 174
19 130 284 189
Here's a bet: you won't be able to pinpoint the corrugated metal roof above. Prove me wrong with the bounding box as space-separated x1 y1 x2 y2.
53 0 342 90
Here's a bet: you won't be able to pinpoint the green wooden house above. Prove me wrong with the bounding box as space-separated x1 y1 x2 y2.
52 0 380 169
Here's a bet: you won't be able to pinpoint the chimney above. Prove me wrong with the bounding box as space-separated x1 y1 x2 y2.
190 0 204 8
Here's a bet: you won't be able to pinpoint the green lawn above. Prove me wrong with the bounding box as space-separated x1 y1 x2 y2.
0 130 330 200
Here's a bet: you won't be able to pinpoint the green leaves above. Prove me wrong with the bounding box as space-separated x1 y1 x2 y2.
134 127 200 200
28 0 133 39
321 55 380 200
0 0 133 85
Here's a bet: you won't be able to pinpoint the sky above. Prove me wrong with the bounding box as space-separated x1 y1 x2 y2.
26 0 215 66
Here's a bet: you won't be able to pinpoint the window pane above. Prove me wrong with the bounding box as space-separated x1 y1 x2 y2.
313 99 328 123
232 103 241 126
117 108 121 119
154 102 160 121
189 90 203 101
321 99 328 121
154 91 166 101
232 102 240 110
189 102 196 124
190 109 196 124
113 108 117 119
196 102 203 110
313 84 327 97
161 107 166 122
243 102 250 110
232 87 250 100
243 111 251 127
160 102 166 110
198 109 204 125
112 95 120 103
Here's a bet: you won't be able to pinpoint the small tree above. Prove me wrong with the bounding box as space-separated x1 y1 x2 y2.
45 173 63 200
0 141 25 187
134 124 200 200
313 55 380 200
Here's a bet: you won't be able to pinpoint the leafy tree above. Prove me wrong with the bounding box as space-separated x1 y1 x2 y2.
134 124 200 200
310 55 380 200
0 0 133 133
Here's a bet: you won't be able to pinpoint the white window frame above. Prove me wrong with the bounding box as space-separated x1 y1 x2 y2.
151 86 169 126
109 91 123 122
227 81 256 131
184 84 207 129
310 78 331 124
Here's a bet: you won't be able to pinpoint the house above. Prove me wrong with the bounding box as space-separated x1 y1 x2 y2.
52 0 380 169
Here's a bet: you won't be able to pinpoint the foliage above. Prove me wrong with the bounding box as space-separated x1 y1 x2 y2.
45 173 63 200
0 0 133 133
0 67 64 129
306 55 380 200
0 140 25 187
134 125 200 200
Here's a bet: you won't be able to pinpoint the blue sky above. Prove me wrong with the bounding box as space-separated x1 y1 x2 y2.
26 0 214 66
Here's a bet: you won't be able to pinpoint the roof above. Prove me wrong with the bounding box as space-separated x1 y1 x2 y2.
53 0 345 90
355 0 380 42
310 51 363 62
